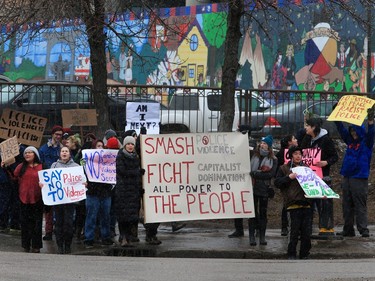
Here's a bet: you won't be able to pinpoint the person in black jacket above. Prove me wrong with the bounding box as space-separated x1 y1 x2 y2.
274 146 312 259
115 136 143 247
300 118 338 236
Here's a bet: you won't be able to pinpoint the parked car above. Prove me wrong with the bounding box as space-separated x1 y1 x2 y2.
1 81 164 133
243 99 339 138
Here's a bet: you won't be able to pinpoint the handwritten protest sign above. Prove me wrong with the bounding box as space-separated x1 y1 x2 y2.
81 149 118 184
141 132 254 223
0 109 47 147
39 166 87 205
126 102 160 134
292 166 339 199
0 136 19 165
62 109 97 127
327 95 375 126
284 147 323 178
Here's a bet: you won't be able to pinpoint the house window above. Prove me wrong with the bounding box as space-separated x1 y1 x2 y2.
190 34 198 51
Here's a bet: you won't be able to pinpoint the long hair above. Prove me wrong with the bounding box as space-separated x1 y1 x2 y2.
19 152 41 178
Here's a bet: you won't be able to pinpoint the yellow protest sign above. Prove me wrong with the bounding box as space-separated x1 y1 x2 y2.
327 95 375 126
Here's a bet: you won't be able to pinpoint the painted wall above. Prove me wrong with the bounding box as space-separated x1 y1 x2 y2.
0 2 374 93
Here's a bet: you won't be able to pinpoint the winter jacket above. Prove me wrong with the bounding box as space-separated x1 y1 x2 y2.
335 121 374 179
300 128 338 177
39 140 63 169
51 158 79 169
115 148 141 222
274 161 311 209
250 155 278 197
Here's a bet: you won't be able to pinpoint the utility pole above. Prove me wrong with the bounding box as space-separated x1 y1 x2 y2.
366 2 372 94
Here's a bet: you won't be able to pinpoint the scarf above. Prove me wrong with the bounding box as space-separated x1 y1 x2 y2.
250 151 274 172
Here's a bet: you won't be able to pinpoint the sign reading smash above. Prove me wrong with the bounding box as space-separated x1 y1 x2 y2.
140 132 254 223
39 166 87 205
292 166 339 199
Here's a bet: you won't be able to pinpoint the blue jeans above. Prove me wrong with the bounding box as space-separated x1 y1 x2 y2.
85 195 111 241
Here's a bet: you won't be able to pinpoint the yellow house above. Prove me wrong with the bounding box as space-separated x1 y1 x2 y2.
177 20 209 86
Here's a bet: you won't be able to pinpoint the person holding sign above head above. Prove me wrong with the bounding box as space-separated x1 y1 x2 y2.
334 105 375 238
11 146 43 253
115 136 144 247
248 135 278 246
50 146 83 254
274 146 312 260
301 118 338 236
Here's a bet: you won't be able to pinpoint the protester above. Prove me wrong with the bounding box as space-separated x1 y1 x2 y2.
115 136 144 247
39 125 64 241
275 135 298 236
84 139 114 248
334 106 374 237
248 135 278 246
50 146 82 254
12 146 43 253
274 146 312 259
301 118 338 236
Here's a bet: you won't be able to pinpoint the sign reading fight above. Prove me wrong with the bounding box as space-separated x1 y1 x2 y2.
39 166 87 205
82 149 118 184
140 132 254 223
125 102 160 134
292 166 339 199
327 95 375 126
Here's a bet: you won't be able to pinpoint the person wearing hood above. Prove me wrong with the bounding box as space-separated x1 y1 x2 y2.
334 106 375 238
12 146 43 253
50 146 81 254
274 146 312 259
301 117 338 236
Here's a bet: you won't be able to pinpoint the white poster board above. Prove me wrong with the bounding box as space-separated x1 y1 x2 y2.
39 166 87 205
141 132 254 223
125 102 160 134
81 149 118 184
292 166 339 199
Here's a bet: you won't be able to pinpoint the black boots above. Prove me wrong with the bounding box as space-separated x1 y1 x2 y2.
249 224 257 246
259 228 267 245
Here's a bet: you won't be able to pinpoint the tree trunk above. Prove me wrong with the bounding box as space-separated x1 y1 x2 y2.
82 0 110 138
218 0 243 132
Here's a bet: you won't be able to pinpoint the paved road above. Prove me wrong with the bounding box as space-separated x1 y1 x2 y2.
1 251 375 281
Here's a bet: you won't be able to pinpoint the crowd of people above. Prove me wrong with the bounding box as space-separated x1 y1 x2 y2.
228 105 375 260
0 125 187 254
0 105 374 258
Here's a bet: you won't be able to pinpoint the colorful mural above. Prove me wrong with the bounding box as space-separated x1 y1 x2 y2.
0 2 374 93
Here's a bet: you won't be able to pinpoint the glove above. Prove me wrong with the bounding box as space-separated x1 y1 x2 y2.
260 165 271 172
80 158 86 166
140 168 145 175
367 105 375 121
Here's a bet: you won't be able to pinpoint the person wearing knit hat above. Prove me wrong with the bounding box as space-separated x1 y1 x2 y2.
123 136 135 147
106 137 120 149
103 129 118 146
13 145 43 253
51 125 64 135
261 135 273 147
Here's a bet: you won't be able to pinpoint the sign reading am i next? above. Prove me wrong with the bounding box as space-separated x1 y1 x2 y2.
140 132 254 223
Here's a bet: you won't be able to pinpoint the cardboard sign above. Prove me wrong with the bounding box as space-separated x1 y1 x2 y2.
0 136 19 165
327 95 375 126
126 102 160 134
82 149 118 184
39 166 87 205
292 166 339 199
0 109 47 147
62 109 97 127
141 132 254 223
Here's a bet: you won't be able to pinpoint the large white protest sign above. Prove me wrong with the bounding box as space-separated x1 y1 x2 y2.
39 166 87 205
126 102 160 134
141 132 254 223
292 166 339 199
82 149 118 184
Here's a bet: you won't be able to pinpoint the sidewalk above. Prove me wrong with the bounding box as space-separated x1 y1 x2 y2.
1 224 375 259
